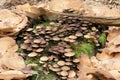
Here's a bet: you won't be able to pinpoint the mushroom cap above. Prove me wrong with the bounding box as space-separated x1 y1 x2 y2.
61 66 70 71
61 77 67 79
57 61 65 66
64 49 72 52
40 56 49 61
65 62 73 66
32 44 39 48
53 64 59 68
69 35 77 39
73 58 80 63
51 68 61 72
21 44 28 49
36 48 43 52
84 34 91 38
46 26 52 31
68 70 76 78
53 36 60 41
26 47 32 51
75 32 83 37
24 39 31 43
64 52 75 57
60 71 68 76
39 60 45 64
26 28 33 32
33 39 41 43
69 39 75 43
64 37 70 41
28 52 37 57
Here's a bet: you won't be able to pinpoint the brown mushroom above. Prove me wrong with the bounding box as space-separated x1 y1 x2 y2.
64 52 75 57
53 64 59 68
64 49 72 52
32 44 39 48
51 68 61 72
28 52 37 57
69 35 77 39
40 56 49 61
57 61 65 66
75 31 83 37
73 58 80 63
33 39 41 43
68 70 76 78
61 66 70 71
36 48 43 52
26 28 33 32
24 39 31 43
53 36 60 41
60 71 68 76
21 44 28 49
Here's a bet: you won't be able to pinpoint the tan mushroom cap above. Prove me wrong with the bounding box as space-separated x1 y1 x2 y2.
57 61 65 66
21 44 28 49
64 49 72 52
33 39 41 43
23 36 28 39
73 58 80 63
61 66 70 71
36 48 43 52
39 60 44 64
65 62 73 66
68 70 76 78
75 32 83 37
64 52 75 57
60 71 68 76
40 56 49 61
64 37 70 42
84 34 91 38
27 47 32 51
24 39 31 43
53 64 59 68
32 44 39 48
53 36 60 41
51 68 61 72
61 77 67 79
28 52 37 57
69 35 77 39
70 39 76 42
46 26 52 31
26 28 33 31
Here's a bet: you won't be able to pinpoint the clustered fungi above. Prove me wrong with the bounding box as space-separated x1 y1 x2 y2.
19 13 108 79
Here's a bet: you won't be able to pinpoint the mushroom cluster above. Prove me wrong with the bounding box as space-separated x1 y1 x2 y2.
19 12 108 79
57 15 108 46
49 42 79 79
39 42 79 79
21 31 48 57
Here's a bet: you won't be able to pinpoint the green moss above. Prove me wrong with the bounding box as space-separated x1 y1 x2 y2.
98 33 106 47
74 43 94 57
25 58 39 65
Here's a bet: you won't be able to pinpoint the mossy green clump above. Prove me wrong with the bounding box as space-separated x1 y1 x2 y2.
74 43 94 57
98 33 107 47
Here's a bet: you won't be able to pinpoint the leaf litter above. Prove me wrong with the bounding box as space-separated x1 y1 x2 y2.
0 0 120 80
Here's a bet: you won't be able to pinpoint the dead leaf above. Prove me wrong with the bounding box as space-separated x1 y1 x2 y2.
107 26 120 42
78 35 120 80
14 3 46 19
0 37 18 54
2 52 25 70
0 70 31 80
104 34 120 55
48 0 84 12
0 9 27 36
0 37 31 80
77 55 115 80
